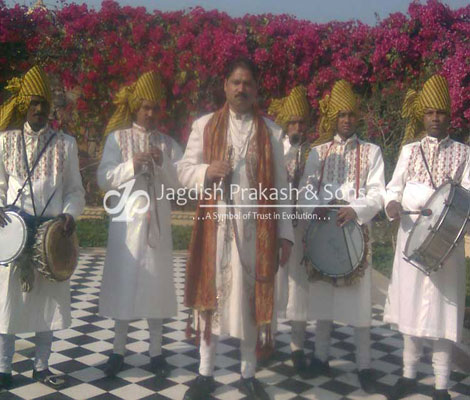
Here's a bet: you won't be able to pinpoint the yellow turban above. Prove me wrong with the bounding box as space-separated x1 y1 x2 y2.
401 74 451 146
0 66 52 131
104 71 165 135
268 86 310 130
315 80 358 146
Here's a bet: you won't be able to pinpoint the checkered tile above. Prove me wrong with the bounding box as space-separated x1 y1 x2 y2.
2 248 468 399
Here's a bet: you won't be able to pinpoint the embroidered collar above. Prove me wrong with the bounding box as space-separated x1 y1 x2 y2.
333 133 358 145
24 122 49 137
422 134 450 147
132 122 158 135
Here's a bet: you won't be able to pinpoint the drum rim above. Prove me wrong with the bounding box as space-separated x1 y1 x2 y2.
304 210 366 278
404 180 470 269
35 218 78 282
0 210 28 265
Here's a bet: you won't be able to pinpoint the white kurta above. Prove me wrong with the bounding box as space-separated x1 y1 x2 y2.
0 122 85 334
98 123 182 321
292 134 385 327
384 135 470 342
177 110 294 340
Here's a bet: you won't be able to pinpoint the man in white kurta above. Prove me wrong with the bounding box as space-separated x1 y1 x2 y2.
268 86 314 375
98 71 182 380
297 80 385 393
0 66 85 389
384 75 469 400
177 58 294 400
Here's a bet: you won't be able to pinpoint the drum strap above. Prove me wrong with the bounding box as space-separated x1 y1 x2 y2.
355 141 361 199
419 144 437 190
317 141 335 195
12 131 57 214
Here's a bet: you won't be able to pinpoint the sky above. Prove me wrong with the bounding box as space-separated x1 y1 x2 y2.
7 0 470 24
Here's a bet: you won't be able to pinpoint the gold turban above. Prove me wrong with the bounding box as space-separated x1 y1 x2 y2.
268 86 310 130
0 66 52 131
401 74 451 146
315 80 358 145
104 70 165 135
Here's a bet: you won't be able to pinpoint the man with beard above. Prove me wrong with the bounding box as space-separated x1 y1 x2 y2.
0 66 85 389
177 57 294 400
385 75 470 400
296 80 385 393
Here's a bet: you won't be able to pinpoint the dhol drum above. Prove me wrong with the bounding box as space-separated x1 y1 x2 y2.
404 180 470 275
0 209 28 265
33 217 79 282
303 209 368 286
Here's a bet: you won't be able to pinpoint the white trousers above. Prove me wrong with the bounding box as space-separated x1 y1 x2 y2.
291 320 371 370
113 319 163 357
0 332 53 373
403 335 452 390
199 333 257 378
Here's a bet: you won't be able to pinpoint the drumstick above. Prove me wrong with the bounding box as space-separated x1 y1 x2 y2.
401 208 432 216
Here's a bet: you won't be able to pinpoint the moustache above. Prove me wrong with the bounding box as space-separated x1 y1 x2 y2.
235 93 248 99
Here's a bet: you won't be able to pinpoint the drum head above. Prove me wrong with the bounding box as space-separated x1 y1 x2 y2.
43 219 79 281
304 210 365 277
0 211 27 265
405 182 452 258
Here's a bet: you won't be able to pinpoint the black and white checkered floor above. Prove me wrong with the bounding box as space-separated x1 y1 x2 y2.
2 248 469 400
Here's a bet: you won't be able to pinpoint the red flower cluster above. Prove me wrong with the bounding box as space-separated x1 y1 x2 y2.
0 0 469 146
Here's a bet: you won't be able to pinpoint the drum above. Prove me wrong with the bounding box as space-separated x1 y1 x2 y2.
32 217 79 282
303 209 368 286
0 210 28 265
404 181 470 275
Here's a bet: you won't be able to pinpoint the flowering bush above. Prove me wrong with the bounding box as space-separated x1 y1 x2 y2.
0 0 469 155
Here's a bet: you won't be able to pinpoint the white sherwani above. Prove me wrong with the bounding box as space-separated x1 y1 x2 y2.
0 122 85 334
98 123 182 320
294 134 385 327
177 111 294 340
384 135 470 342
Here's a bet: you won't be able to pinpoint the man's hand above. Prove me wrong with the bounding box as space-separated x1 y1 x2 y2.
59 213 76 237
133 152 154 174
279 239 293 267
386 200 402 220
336 207 357 227
149 148 163 167
0 207 11 228
205 161 231 185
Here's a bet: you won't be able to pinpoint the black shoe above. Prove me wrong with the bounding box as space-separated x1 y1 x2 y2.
32 369 67 389
291 350 309 378
104 353 124 377
238 377 270 400
432 389 451 400
358 368 382 394
0 372 12 390
387 377 417 400
183 375 216 400
306 356 330 378
150 355 171 379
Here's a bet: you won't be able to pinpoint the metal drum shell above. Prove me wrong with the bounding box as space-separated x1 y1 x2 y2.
405 182 470 274
0 210 28 265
